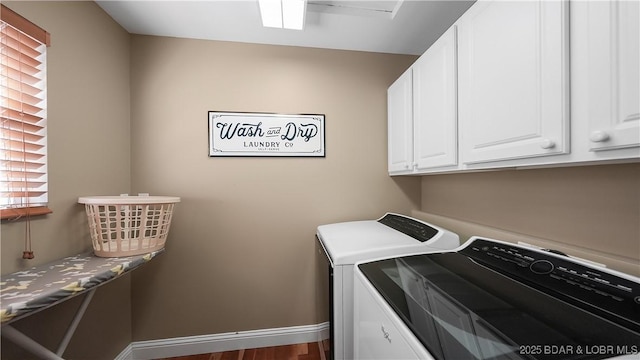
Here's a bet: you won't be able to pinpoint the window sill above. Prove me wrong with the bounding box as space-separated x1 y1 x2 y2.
0 206 52 220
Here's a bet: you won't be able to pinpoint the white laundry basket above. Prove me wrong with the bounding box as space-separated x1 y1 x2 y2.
78 195 180 257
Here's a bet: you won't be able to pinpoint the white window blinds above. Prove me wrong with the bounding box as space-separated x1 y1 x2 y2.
1 5 50 218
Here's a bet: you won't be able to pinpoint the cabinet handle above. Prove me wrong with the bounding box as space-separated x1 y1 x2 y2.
540 139 555 149
590 130 610 143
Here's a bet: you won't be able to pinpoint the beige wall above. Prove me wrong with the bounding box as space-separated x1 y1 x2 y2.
0 3 419 354
419 163 640 276
128 35 419 340
1 2 131 359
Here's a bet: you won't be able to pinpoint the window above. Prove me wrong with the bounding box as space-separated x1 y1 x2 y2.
1 5 51 220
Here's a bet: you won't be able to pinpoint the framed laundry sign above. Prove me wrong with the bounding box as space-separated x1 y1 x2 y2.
208 111 325 157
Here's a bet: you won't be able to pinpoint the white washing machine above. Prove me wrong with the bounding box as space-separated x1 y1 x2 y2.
354 237 640 360
316 212 459 360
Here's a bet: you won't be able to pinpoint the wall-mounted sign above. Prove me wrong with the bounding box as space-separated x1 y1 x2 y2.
208 112 325 157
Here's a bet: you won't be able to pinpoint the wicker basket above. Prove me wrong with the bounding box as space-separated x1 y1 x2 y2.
78 195 180 257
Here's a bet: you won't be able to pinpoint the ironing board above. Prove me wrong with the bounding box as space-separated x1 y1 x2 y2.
0 250 163 359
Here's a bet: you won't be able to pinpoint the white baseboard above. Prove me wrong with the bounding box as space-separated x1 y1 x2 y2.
114 344 133 360
116 322 329 360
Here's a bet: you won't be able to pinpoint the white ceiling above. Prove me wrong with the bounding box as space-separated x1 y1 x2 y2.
96 0 475 55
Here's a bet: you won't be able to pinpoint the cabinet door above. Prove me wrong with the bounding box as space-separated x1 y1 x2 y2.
413 26 458 170
388 69 414 173
458 0 569 164
585 0 640 151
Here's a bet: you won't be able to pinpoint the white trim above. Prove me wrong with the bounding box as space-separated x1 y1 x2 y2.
114 344 133 360
127 322 329 360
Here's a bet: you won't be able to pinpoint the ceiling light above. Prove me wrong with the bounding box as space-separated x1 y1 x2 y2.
258 0 307 30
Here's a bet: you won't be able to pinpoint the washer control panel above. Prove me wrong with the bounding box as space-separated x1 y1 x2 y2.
460 238 640 330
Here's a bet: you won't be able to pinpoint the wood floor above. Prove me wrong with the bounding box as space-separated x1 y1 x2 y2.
159 340 330 360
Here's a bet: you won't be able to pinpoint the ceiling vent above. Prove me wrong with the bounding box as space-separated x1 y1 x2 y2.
307 0 404 19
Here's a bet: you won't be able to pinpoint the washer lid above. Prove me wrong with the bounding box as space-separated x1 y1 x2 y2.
316 213 459 265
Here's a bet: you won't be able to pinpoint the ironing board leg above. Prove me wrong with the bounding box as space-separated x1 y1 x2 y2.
2 325 64 360
1 288 97 360
56 288 97 356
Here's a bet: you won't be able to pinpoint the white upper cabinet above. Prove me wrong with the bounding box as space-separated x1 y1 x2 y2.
387 0 639 176
457 0 570 164
584 0 640 151
413 26 458 170
388 68 413 174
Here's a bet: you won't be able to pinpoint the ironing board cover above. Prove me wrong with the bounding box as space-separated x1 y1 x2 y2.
0 250 162 324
